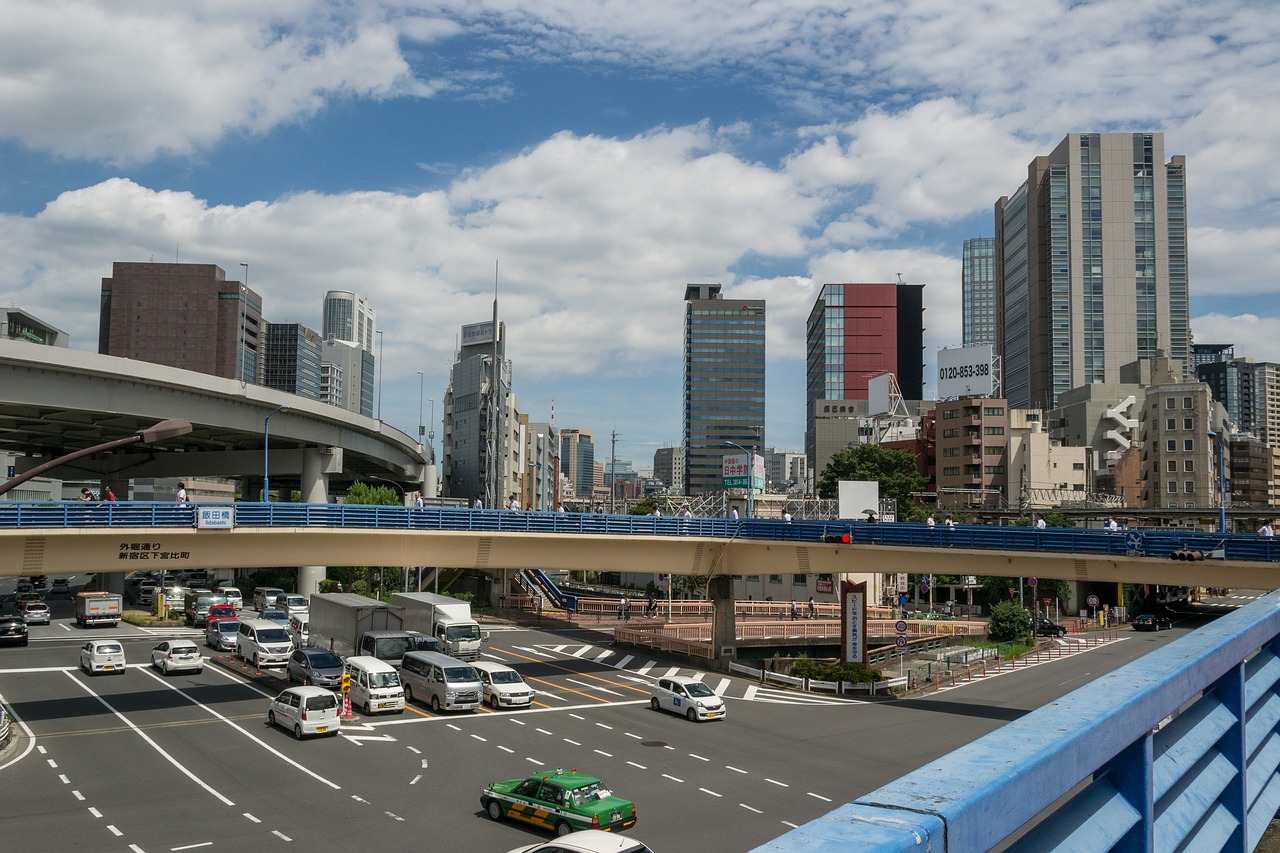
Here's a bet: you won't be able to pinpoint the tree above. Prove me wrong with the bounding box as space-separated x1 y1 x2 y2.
816 443 927 513
978 575 1070 608
338 482 404 597
988 600 1032 642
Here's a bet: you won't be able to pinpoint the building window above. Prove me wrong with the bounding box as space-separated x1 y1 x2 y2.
943 408 959 419
1166 418 1177 430
1183 397 1193 409
983 407 1005 416
1167 480 1178 493
1183 418 1194 430
985 446 1004 455
1073 462 1084 470
984 426 1005 435
769 574 782 584
1166 397 1176 409
793 574 807 585
1167 440 1176 452
984 465 1006 474
1184 439 1194 452
1184 460 1194 472
1185 481 1195 493
1166 460 1177 472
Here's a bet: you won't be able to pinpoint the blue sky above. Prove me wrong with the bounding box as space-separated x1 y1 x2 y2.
1 1 1277 471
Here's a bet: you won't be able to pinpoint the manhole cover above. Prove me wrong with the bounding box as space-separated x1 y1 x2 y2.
640 740 668 748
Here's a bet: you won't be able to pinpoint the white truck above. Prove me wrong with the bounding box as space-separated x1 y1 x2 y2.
392 592 485 661
75 591 122 627
308 593 407 660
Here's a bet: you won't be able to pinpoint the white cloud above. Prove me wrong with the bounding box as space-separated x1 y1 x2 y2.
1192 314 1280 364
1189 226 1280 299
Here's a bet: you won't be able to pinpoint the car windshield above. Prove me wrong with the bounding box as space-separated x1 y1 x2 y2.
369 671 401 689
569 781 612 805
445 624 481 642
491 670 524 684
217 622 238 634
373 636 416 660
306 651 342 668
257 628 290 643
445 666 479 682
684 681 716 698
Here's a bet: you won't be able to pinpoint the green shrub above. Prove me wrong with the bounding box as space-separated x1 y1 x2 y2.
988 600 1032 642
791 658 882 683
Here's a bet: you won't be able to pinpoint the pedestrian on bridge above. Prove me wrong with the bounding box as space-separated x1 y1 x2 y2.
926 514 935 529
731 507 739 520
1260 522 1275 537
1035 516 1046 530
176 482 187 504
789 599 798 620
508 493 519 510
807 597 816 619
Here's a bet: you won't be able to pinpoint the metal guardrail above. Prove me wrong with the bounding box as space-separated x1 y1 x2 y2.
753 590 1280 852
2 501 1279 563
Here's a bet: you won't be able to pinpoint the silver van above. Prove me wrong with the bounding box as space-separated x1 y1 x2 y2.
235 618 293 667
400 650 482 713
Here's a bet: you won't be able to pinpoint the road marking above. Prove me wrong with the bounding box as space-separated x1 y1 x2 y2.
570 646 591 658
525 757 543 765
781 821 799 828
626 761 647 770
58 774 69 784
689 753 709 762
108 825 123 836
341 734 397 745
726 765 747 774
625 732 642 740
422 759 430 768
510 719 527 726
171 843 213 850
765 778 789 787
615 655 634 669
567 678 622 696
65 671 236 806
699 788 722 797
662 667 681 677
569 713 584 720
129 846 145 853
596 722 613 730
535 728 553 735
513 645 556 659
714 678 731 695
740 804 763 814
471 734 488 742
89 806 102 818
73 790 85 801
243 813 261 823
637 661 656 675
594 749 612 758
498 745 514 753
385 811 405 822
593 650 613 662
410 774 421 785
352 795 370 804
807 792 832 802
37 745 46 755
46 759 57 768
662 774 683 783
563 738 580 746
406 746 421 754
271 830 292 841
447 724 462 731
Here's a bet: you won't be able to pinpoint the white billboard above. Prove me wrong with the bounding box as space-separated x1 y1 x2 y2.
867 373 893 417
937 344 995 399
837 480 880 520
722 453 765 490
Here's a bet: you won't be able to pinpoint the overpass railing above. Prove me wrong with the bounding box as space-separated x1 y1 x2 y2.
753 590 1280 853
1 501 1278 563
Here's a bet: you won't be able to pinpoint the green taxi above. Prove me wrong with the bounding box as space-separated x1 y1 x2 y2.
481 768 637 837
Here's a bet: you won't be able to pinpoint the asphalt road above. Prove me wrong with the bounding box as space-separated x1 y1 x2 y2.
0 579 1238 853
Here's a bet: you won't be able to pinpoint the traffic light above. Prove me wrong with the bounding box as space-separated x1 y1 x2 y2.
1169 549 1206 561
822 533 851 544
341 673 352 693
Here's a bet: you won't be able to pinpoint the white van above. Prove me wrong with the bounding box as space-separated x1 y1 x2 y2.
472 660 534 709
236 618 294 668
289 614 309 647
401 650 482 713
345 656 405 716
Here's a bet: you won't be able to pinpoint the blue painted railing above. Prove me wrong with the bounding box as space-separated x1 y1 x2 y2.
753 590 1280 852
0 501 1277 563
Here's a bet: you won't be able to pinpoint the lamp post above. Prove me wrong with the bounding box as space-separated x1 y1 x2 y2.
417 371 425 449
263 404 290 501
375 330 384 421
237 262 248 382
0 419 193 497
724 440 755 519
1208 429 1226 533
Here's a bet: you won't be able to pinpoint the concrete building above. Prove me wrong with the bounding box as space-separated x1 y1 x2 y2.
1229 435 1278 509
1192 343 1234 371
262 323 323 400
1007 409 1089 510
652 446 685 494
442 319 512 507
3 308 68 348
1139 381 1230 512
804 282 924 478
560 429 596 499
522 420 560 511
322 291 376 354
995 133 1190 410
763 449 806 493
1048 383 1144 491
962 238 997 346
321 340 374 416
683 283 765 494
811 398 928 490
1198 358 1280 450
99 262 262 382
935 397 1009 510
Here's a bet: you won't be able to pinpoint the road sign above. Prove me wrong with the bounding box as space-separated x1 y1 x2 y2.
1125 531 1145 552
919 581 929 592
895 636 908 649
1087 594 1100 607
895 620 907 633
1027 577 1038 588
897 573 908 593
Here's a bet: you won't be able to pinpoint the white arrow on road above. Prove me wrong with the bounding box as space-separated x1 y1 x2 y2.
340 734 398 745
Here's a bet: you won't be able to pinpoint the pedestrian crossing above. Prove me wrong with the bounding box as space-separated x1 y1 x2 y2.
499 643 853 707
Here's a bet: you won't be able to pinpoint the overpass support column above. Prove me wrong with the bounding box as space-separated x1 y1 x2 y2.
296 448 334 596
710 575 736 667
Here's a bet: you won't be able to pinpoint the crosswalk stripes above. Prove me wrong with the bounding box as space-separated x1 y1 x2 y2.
743 685 850 706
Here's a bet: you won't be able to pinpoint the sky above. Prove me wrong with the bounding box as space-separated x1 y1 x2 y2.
1 1 1278 472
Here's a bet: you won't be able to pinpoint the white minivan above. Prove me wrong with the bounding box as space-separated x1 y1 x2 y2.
400 650 482 713
471 660 534 709
345 656 405 716
267 686 341 739
236 618 294 668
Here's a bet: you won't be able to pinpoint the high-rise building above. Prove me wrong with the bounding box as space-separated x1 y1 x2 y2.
262 323 323 399
652 446 685 494
804 282 924 477
995 133 1189 410
320 291 377 416
1192 343 1234 370
1140 381 1229 511
322 291 376 353
99 262 261 381
1199 358 1280 450
935 397 1009 510
962 238 997 346
442 319 511 506
683 283 765 495
560 429 595 499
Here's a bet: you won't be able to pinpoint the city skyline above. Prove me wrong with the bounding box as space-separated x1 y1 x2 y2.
0 2 1276 464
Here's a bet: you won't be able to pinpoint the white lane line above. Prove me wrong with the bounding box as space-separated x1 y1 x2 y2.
699 788 722 798
58 774 69 784
781 821 799 828
352 795 370 804
243 813 261 823
89 806 102 818
568 678 622 696
107 825 123 837
130 846 145 853
765 778 789 787
447 724 462 732
569 713 585 720
714 678 731 695
471 734 487 742
744 685 759 701
37 745 47 755
662 774 683 783
624 732 642 740
689 753 709 762
73 790 85 801
132 666 341 791
510 719 528 726
594 749 613 758
172 843 214 850
563 739 581 746
0 690 38 772
740 804 763 814
593 650 613 662
626 761 647 770
406 746 421 754
385 811 405 822
596 722 614 730
636 661 656 675
515 646 556 659
614 655 634 669
535 728 554 735
807 792 832 802
272 830 292 841
410 775 422 785
498 745 515 753
63 671 235 806
726 765 747 774
525 757 543 765
570 646 592 658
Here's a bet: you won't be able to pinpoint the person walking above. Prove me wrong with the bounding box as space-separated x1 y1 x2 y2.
789 599 798 621
926 514 936 529
646 592 656 618
79 488 94 501
472 496 483 509
1260 522 1275 537
176 482 187 504
507 493 519 511
731 507 739 520
653 507 661 518
620 596 631 622
783 510 792 522
807 596 816 619
1035 516 1046 530
104 486 117 502
415 493 424 508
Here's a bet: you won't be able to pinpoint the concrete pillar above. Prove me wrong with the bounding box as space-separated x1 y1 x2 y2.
296 448 331 596
423 463 438 500
710 575 736 667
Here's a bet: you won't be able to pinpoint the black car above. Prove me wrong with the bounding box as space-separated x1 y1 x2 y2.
0 614 29 646
1034 618 1067 637
1132 613 1173 631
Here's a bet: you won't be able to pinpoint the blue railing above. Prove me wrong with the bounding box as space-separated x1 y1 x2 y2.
753 590 1280 853
0 501 1277 563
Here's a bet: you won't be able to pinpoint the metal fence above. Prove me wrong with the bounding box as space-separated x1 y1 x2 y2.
753 590 1280 852
2 501 1278 563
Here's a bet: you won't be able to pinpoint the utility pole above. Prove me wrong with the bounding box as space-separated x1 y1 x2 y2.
609 428 620 514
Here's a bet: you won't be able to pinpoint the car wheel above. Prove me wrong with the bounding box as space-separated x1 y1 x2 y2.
490 694 500 710
650 697 660 712
293 724 303 740
404 685 414 705
687 707 698 722
268 710 277 728
363 699 371 715
486 800 503 821
555 821 573 837
431 695 441 713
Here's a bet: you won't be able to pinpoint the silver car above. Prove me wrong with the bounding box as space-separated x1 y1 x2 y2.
287 648 344 687
151 639 204 675
205 618 239 652
80 640 126 675
20 601 51 625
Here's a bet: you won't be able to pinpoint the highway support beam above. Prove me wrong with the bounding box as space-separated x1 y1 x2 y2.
710 575 736 667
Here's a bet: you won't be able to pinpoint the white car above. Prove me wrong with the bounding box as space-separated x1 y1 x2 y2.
472 661 534 709
80 640 126 675
650 674 726 722
504 830 656 853
267 686 341 739
151 639 204 674
217 585 243 609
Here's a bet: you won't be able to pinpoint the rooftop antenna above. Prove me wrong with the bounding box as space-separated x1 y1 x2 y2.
896 272 905 284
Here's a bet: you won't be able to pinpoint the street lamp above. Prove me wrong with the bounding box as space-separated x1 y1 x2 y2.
263 405 290 501
237 262 248 382
0 419 193 497
724 440 755 519
375 330 384 421
1208 429 1227 533
417 371 425 448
